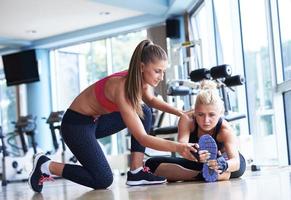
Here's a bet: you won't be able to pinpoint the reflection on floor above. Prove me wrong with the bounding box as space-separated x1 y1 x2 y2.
1 166 291 200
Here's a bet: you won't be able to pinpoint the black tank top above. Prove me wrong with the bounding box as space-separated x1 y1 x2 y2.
188 117 224 150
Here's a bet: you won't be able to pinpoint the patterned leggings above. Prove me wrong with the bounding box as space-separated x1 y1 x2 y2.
60 105 152 189
145 153 246 180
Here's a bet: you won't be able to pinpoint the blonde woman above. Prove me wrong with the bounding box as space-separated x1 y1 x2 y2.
28 39 198 193
145 81 246 182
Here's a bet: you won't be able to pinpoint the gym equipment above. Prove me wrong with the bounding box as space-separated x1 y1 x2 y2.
13 115 38 154
224 75 245 87
189 68 211 82
1 115 38 186
44 111 77 164
190 64 233 83
210 64 232 80
190 64 246 122
167 79 199 97
0 126 8 186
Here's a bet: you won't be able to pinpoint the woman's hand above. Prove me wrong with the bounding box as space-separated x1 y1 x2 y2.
176 143 199 162
198 150 211 163
206 152 228 174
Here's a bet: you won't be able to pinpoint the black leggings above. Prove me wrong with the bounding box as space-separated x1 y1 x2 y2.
60 105 152 189
145 153 246 180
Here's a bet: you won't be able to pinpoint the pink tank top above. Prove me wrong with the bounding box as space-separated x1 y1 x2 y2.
94 71 128 112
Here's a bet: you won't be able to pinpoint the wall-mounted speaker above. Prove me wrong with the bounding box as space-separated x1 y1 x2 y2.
166 19 180 39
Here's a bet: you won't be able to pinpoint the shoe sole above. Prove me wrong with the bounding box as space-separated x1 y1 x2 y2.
198 134 218 182
28 153 45 192
126 179 167 186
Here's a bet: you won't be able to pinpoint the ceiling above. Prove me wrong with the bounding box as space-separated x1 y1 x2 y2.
0 0 198 54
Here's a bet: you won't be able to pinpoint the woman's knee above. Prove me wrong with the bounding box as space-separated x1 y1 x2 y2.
92 172 113 189
230 153 246 178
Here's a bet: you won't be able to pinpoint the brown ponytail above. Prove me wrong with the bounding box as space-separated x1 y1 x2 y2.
125 39 167 118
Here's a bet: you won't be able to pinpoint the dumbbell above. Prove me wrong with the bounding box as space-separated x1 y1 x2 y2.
189 68 210 82
223 75 245 87
210 64 232 79
167 86 191 96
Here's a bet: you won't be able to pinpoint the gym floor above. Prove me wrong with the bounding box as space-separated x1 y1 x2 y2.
1 166 291 200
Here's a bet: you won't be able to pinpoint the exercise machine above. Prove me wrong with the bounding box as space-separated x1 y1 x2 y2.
1 115 38 186
189 64 246 121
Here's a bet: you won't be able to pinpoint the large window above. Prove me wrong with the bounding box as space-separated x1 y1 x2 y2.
111 33 147 72
191 1 216 69
278 0 291 81
240 0 277 165
0 66 17 134
213 0 248 137
277 0 291 164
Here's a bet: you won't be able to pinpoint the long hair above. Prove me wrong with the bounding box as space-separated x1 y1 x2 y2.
195 80 225 115
125 39 167 118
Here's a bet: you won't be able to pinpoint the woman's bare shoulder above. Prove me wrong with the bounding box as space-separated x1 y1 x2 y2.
217 119 237 141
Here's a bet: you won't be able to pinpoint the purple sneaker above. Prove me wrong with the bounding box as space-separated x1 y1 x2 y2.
198 134 218 182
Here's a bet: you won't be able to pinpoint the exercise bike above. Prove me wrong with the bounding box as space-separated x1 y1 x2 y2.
1 115 39 186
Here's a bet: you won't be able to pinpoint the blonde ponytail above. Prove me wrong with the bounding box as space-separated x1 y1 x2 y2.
195 80 224 114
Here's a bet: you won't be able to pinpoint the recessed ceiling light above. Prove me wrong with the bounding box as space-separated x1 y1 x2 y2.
99 11 110 15
26 30 37 34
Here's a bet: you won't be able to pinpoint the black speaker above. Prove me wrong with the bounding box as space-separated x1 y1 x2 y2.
166 19 180 39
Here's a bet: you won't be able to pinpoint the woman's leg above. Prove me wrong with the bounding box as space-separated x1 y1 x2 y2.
95 104 165 185
94 105 153 170
29 110 114 192
218 152 246 180
130 104 152 169
145 156 203 182
60 122 113 189
93 105 165 186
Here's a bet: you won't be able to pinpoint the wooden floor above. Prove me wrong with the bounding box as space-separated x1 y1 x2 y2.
1 166 291 200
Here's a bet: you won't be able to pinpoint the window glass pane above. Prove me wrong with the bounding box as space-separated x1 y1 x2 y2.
0 61 17 129
240 0 277 164
0 63 18 155
213 0 248 136
0 79 17 133
86 40 107 84
278 0 291 81
55 51 80 110
190 2 216 69
111 31 147 72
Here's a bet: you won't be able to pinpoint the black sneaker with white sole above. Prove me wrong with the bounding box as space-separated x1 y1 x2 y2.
28 153 53 193
126 166 167 186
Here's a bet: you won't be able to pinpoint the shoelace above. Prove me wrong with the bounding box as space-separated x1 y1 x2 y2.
142 166 151 173
38 174 55 185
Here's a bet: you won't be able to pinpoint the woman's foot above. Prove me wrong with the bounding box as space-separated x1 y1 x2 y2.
28 153 54 193
126 166 166 186
198 134 218 182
